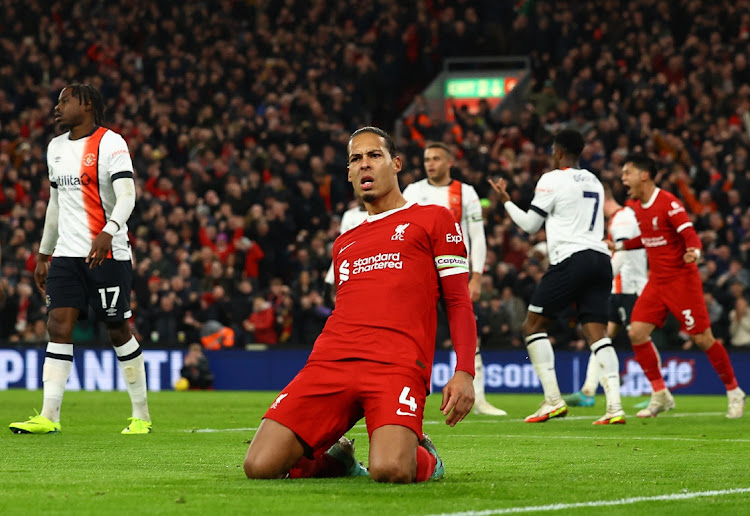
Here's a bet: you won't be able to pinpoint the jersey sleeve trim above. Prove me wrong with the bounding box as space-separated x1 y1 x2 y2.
112 171 134 181
51 182 58 188
676 222 692 233
529 204 548 217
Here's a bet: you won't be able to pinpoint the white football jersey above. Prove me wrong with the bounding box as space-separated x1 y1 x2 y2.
402 179 486 274
609 206 648 295
324 205 369 285
530 168 609 264
339 206 369 234
47 128 134 260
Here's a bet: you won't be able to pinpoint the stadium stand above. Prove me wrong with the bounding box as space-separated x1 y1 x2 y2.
0 0 748 351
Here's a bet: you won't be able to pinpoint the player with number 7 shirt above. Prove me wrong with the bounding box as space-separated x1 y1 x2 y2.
489 128 624 425
243 127 477 483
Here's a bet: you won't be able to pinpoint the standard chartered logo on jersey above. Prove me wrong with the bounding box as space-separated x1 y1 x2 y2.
338 252 403 285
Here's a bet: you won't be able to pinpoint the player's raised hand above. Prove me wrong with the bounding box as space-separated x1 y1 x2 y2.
440 370 475 427
488 177 511 204
87 232 114 268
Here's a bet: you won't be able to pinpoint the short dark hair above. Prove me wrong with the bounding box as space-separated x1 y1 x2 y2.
624 153 657 178
552 129 585 158
425 141 453 157
349 126 397 159
66 83 106 126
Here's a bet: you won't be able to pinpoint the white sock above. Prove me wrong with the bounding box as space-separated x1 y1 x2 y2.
526 333 561 403
473 350 487 404
581 351 600 396
115 336 150 421
591 338 622 413
41 342 74 422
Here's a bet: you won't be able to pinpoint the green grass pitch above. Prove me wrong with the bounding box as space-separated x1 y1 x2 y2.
1 390 749 515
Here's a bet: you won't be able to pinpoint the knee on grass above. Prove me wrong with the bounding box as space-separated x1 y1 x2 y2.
244 456 287 480
368 459 415 484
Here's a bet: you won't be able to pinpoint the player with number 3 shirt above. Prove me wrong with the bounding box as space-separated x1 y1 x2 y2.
609 154 745 419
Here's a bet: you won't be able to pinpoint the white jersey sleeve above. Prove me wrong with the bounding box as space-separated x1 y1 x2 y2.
462 183 486 275
403 178 486 274
324 206 369 285
609 207 648 294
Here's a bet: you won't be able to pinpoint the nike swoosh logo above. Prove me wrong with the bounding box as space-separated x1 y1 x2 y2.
395 409 417 417
339 241 356 255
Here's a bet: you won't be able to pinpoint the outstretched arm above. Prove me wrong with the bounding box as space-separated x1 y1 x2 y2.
488 178 545 234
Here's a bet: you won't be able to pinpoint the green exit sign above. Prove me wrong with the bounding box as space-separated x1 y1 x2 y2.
445 78 514 98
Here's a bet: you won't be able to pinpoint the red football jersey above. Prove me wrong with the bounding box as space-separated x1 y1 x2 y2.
626 188 698 280
309 202 471 383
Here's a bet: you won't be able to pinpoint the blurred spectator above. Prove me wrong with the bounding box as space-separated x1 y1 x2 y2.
480 296 514 349
199 320 235 351
498 286 525 343
292 290 331 348
0 280 46 342
729 296 750 347
242 295 278 345
179 343 215 390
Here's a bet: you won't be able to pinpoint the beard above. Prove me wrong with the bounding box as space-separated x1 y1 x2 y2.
360 192 376 203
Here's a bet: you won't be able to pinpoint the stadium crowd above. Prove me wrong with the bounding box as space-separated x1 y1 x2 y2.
0 0 748 351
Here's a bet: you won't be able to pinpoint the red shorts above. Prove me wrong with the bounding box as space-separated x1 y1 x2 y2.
263 359 427 455
631 272 710 334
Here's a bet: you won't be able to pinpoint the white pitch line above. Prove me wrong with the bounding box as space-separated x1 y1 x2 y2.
180 410 732 434
184 427 259 433
182 428 750 444
421 487 750 516
421 412 726 424
180 412 736 434
340 431 750 443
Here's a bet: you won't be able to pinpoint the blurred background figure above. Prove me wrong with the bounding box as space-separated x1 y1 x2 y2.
177 343 215 390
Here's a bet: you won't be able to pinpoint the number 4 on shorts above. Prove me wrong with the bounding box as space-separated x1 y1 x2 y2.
399 386 417 412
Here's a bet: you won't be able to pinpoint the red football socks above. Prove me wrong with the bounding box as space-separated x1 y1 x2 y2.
705 340 739 390
415 444 436 483
633 340 666 392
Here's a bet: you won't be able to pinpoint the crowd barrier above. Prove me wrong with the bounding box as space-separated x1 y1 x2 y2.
1 347 748 395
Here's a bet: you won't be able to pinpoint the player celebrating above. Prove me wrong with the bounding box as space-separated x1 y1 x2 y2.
403 142 506 416
565 182 649 407
9 84 151 435
610 154 745 418
489 129 624 425
244 127 476 482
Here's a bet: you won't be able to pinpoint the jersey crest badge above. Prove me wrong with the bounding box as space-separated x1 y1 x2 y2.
652 216 659 230
391 223 410 241
83 153 96 167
